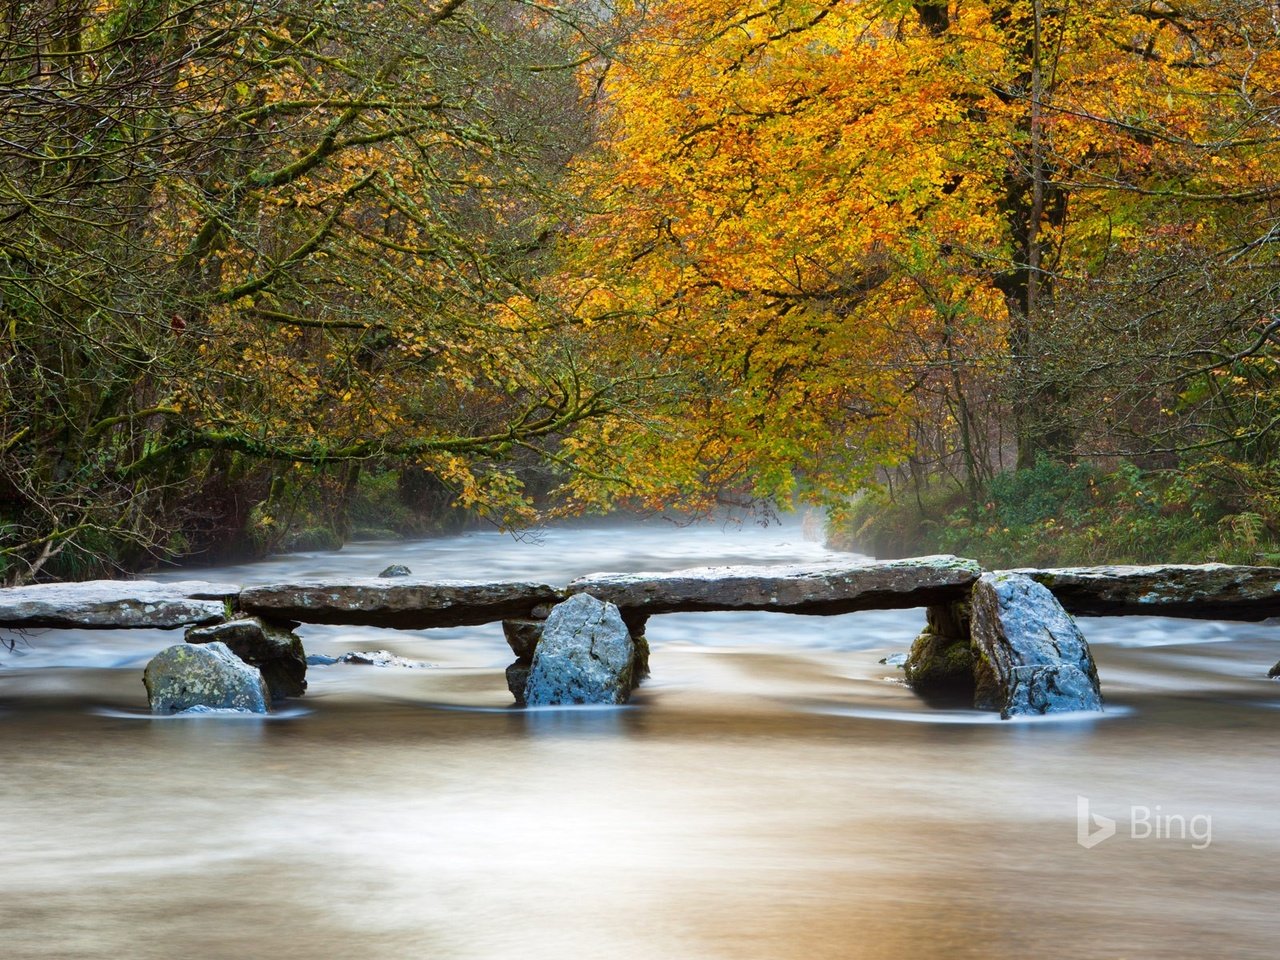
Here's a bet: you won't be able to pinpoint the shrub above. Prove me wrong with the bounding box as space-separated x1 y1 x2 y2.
829 459 1280 566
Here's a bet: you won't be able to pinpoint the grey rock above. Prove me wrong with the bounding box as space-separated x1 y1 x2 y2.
185 617 306 701
524 593 635 706
1011 563 1280 620
969 573 1103 719
507 621 648 703
0 580 237 630
240 579 564 628
506 661 531 706
185 617 287 660
143 642 270 714
379 564 412 578
502 619 544 661
306 654 340 666
1269 660 1280 679
567 556 981 618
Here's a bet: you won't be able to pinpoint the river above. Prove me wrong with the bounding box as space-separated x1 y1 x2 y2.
1 517 1277 959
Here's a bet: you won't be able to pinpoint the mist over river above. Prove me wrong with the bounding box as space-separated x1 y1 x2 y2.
2 517 1278 959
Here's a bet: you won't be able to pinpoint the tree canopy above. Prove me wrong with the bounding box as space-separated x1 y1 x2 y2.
3 0 1278 580
551 0 1280 499
2 0 638 578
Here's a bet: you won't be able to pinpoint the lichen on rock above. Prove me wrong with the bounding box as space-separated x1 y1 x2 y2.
143 642 270 714
969 573 1103 718
524 593 635 706
186 617 307 701
904 601 974 693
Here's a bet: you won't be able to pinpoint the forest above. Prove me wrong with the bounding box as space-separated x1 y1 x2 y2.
2 0 1279 583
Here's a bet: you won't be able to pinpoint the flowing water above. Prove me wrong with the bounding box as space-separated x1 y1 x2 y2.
2 518 1277 959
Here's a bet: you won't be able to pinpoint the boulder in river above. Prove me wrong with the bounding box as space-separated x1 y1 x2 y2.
185 617 307 701
524 593 635 706
1268 660 1280 679
969 573 1103 718
379 565 412 578
506 611 648 704
143 642 270 714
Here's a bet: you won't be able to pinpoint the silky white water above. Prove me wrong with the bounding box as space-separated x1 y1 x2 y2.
2 517 1277 959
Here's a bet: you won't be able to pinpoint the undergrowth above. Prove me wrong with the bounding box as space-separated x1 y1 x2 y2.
828 458 1280 567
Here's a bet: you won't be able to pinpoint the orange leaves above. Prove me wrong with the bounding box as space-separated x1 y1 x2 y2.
534 0 1275 510
544 0 1023 504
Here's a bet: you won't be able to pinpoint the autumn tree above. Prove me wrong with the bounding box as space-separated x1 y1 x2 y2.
4 0 1278 580
0 0 639 582
545 0 1280 510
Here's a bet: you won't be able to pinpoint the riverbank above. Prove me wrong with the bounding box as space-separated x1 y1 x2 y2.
827 459 1280 568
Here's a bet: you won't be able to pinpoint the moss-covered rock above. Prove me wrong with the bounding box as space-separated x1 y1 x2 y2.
186 617 307 701
143 642 270 714
631 634 651 688
904 631 974 690
972 648 1002 711
903 602 974 693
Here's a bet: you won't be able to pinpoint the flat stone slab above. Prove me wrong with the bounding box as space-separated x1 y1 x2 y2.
0 580 237 629
568 556 982 617
239 579 564 629
13 558 1279 634
1012 564 1280 620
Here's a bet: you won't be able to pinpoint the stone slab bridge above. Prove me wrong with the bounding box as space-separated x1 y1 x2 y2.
3 557 1280 632
3 557 1279 715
